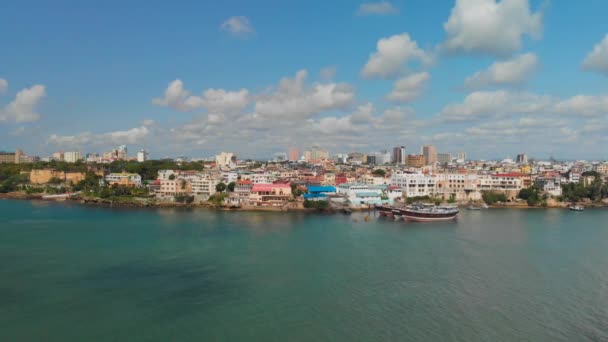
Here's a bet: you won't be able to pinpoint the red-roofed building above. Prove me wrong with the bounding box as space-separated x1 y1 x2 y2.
250 183 292 206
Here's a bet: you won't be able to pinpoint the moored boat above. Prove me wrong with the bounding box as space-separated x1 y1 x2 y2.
398 203 459 222
375 205 395 217
569 205 584 211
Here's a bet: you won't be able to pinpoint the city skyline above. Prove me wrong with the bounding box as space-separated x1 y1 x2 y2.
1 1 608 159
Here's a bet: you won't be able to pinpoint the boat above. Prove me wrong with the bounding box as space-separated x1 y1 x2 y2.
392 209 403 220
375 205 395 218
569 205 584 211
481 204 489 209
467 205 481 210
398 203 459 222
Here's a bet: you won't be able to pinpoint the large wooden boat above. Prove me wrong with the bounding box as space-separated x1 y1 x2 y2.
398 203 459 222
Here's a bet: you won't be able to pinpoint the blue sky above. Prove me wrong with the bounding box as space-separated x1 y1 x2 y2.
1 0 607 160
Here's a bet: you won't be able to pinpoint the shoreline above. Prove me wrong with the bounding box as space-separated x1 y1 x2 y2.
2 192 607 212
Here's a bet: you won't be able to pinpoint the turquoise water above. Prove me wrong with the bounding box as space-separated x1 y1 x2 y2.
1 200 608 341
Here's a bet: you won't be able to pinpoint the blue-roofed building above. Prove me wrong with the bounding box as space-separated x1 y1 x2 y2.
303 185 336 201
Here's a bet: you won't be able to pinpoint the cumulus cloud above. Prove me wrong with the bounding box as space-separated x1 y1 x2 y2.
464 53 538 89
153 80 249 113
254 70 355 118
361 33 432 79
438 90 552 122
48 126 151 149
357 2 399 15
443 0 543 56
0 84 46 123
582 34 608 76
554 95 608 117
0 78 7 94
386 72 430 102
220 16 255 38
320 66 337 80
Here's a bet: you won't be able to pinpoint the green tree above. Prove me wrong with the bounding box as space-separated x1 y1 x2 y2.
216 182 227 193
372 169 386 177
227 182 236 192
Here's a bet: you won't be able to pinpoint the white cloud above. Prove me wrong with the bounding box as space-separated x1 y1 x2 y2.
220 16 255 38
153 80 249 113
438 90 552 122
0 84 46 123
0 78 7 94
464 53 538 89
443 0 543 56
254 69 355 118
48 126 151 148
357 2 399 15
554 95 608 117
320 66 337 80
361 33 432 79
386 72 430 102
582 34 608 76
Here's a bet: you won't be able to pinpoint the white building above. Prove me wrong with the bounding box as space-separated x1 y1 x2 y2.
64 151 81 163
215 152 236 168
336 183 384 207
105 173 142 187
241 173 276 184
157 170 176 180
390 172 437 198
137 149 149 162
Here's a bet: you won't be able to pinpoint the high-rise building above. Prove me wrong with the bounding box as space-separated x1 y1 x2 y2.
117 145 128 160
406 154 426 168
516 153 528 164
64 151 81 163
137 149 149 162
215 152 237 168
437 153 452 164
0 151 16 163
52 151 64 161
457 152 467 161
288 147 300 161
392 146 406 164
422 145 437 165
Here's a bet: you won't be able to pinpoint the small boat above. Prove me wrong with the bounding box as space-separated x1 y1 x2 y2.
569 205 584 211
467 205 481 210
481 204 489 209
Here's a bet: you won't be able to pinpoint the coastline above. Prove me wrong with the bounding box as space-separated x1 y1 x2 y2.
2 191 607 212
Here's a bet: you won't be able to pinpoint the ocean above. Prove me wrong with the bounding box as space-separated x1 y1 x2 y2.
1 199 608 341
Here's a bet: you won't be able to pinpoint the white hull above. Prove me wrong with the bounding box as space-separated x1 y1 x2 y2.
403 215 458 222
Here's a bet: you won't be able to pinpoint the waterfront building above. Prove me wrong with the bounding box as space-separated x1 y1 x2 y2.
249 184 292 206
137 149 149 162
105 173 142 187
335 183 384 206
303 185 336 201
392 146 406 164
64 151 81 163
235 180 254 198
406 154 425 168
535 173 562 197
189 176 217 199
422 145 437 165
390 172 437 198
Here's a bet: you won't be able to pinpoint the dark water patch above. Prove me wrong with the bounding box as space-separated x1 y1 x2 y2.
73 257 247 320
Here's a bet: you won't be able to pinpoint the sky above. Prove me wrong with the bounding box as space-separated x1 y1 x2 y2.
0 0 607 160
